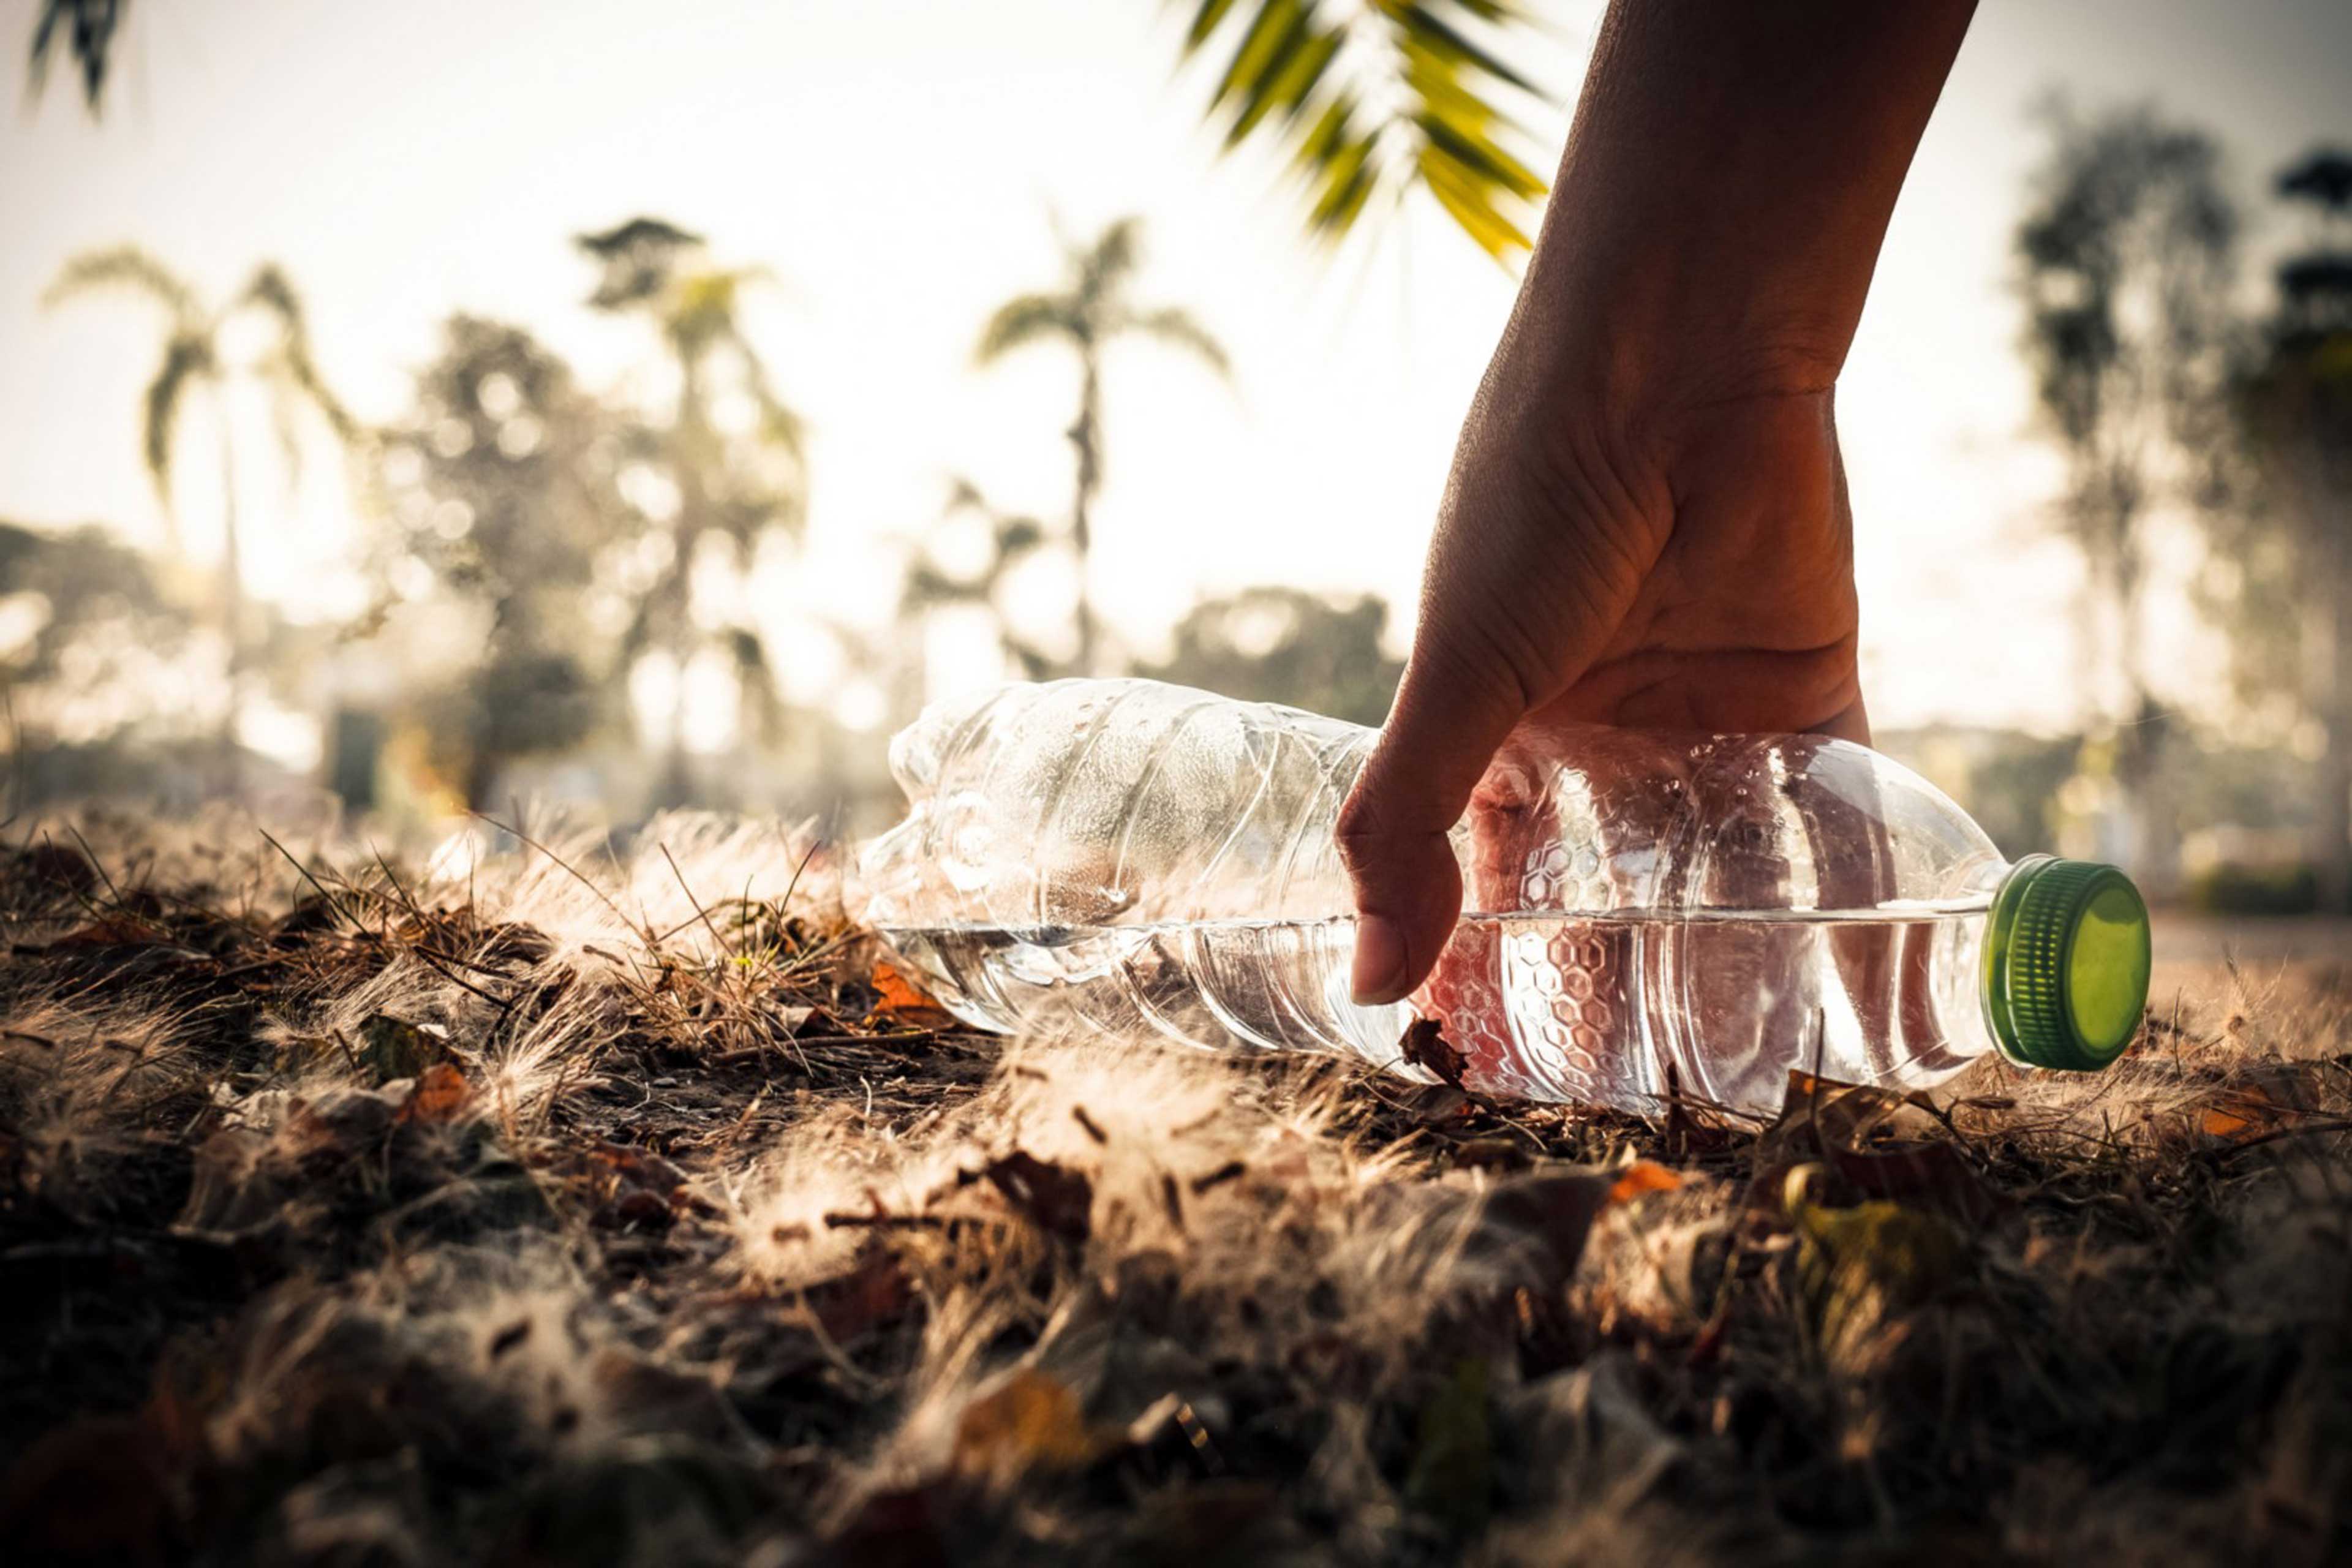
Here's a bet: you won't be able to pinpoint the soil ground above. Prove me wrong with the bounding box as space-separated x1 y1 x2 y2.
2 815 2350 1567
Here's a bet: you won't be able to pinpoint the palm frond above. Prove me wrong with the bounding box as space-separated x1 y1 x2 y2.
241 264 362 445
577 216 707 311
28 0 126 113
975 293 1082 365
1125 306 1231 378
141 333 213 499
1179 0 1550 260
44 244 201 324
1077 218 1146 306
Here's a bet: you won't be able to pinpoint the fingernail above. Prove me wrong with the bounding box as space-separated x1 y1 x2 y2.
1351 913 1411 1006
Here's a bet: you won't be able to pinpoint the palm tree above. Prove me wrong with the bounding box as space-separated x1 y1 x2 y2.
576 217 805 803
900 479 1056 679
974 218 1227 676
44 247 356 755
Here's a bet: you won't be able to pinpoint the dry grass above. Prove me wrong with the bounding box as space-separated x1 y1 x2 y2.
0 809 2348 1567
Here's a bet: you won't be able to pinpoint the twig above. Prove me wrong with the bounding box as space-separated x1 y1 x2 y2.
472 809 643 938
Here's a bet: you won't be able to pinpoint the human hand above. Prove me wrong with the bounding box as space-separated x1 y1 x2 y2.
1332 0 1975 1007
1337 374 1867 1005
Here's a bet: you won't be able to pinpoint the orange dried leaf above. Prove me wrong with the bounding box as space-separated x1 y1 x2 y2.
869 960 957 1029
2198 1085 2293 1143
952 1367 1112 1482
398 1062 475 1125
1610 1161 1683 1204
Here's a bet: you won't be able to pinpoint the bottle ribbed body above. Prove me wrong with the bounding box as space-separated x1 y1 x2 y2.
856 679 2016 1114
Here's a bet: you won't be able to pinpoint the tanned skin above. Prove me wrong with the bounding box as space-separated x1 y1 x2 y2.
1339 0 1980 1004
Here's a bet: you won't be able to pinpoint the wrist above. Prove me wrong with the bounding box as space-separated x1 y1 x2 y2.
1504 228 1850 423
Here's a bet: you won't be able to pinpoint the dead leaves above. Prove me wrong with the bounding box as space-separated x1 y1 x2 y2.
1610 1160 1684 1205
356 1013 454 1081
397 1062 475 1125
952 1366 1119 1483
1401 1016 1469 1090
2178 1063 2352 1155
866 959 959 1032
1750 1071 2008 1227
806 1248 918 1345
582 1142 695 1230
1472 1169 1622 1297
980 1151 1094 1246
1790 1196 1967 1356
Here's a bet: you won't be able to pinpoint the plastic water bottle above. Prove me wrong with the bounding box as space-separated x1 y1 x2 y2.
855 679 2151 1115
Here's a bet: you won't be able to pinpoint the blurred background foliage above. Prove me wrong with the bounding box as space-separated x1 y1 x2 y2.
9 5 2352 913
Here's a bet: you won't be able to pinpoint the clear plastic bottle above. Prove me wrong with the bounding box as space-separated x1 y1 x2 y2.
855 679 2152 1115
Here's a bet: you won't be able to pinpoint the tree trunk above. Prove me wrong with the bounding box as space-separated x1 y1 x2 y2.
2121 692 2179 900
2315 515 2352 913
2108 533 2179 897
1068 358 1102 677
217 418 246 793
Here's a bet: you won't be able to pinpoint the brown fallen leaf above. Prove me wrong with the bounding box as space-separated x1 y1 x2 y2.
1452 1137 1530 1173
398 1061 475 1125
983 1151 1093 1245
36 916 158 950
952 1366 1116 1485
1747 1071 2007 1226
585 1142 692 1229
1829 1138 2007 1226
1401 1017 1468 1090
807 1248 918 1344
1474 1170 1618 1294
358 1013 453 1082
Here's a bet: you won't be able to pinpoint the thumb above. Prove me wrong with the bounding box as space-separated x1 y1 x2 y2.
1335 647 1526 1006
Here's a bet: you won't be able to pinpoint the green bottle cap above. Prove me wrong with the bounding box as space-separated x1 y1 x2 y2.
1980 856 2152 1071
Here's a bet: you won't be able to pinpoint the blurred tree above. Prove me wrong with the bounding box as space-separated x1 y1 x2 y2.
375 315 635 809
1138 585 1402 726
2013 104 2238 893
43 249 358 765
899 480 1055 678
1174 0 1550 259
576 217 805 804
0 520 190 754
1879 726 2086 862
2211 147 2352 908
976 218 1227 676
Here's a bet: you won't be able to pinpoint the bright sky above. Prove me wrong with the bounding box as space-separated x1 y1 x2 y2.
3 0 2348 738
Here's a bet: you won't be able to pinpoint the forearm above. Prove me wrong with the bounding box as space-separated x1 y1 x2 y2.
1504 0 1976 410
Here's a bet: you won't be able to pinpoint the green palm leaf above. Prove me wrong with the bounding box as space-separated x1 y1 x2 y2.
27 0 127 112
975 293 1082 364
1125 306 1232 378
44 243 200 325
1178 0 1551 261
